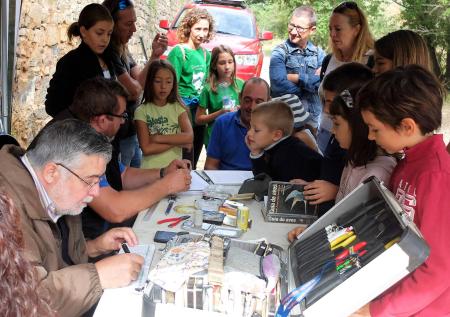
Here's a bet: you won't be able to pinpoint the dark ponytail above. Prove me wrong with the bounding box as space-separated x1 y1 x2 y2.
66 3 113 41
67 22 81 41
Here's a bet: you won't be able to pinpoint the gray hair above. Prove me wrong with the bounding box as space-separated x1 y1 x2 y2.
292 6 317 27
27 119 112 168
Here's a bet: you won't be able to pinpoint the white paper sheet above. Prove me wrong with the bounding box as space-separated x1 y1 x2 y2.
189 170 209 191
204 170 253 185
118 244 156 290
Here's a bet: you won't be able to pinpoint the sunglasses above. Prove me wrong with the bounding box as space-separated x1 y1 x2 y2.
112 0 132 15
334 1 358 12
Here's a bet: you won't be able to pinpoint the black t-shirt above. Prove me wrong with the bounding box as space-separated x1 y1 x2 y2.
109 49 138 138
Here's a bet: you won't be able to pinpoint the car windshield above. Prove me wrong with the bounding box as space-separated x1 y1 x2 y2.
174 7 255 39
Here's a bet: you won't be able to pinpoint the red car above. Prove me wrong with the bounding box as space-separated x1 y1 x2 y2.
159 0 273 80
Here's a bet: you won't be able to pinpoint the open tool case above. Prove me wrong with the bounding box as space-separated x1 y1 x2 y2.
142 177 429 316
287 176 429 317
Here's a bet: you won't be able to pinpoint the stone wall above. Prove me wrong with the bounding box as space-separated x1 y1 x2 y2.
11 0 183 146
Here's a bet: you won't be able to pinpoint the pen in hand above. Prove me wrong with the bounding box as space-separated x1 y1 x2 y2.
121 242 130 253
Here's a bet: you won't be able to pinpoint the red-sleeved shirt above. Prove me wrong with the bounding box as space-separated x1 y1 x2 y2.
370 134 450 316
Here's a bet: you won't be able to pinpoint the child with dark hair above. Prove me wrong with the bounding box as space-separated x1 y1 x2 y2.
245 100 322 182
304 63 374 204
350 65 450 316
329 88 396 202
45 3 114 117
135 60 193 169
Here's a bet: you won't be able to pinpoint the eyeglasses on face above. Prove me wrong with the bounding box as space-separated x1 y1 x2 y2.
288 23 312 34
105 112 129 120
56 163 99 190
334 1 358 12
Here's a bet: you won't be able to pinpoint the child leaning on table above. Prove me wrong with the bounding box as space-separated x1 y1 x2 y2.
349 65 450 316
245 100 322 182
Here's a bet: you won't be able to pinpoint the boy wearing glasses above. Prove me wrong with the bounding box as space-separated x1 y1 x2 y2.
269 6 325 132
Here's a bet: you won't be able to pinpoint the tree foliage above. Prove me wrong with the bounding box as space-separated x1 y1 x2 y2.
249 0 449 84
396 0 450 82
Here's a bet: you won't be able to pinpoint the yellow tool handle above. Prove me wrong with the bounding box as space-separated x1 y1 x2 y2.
330 231 354 248
331 234 357 251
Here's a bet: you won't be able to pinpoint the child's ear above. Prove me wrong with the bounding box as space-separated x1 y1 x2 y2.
399 118 417 136
272 129 283 141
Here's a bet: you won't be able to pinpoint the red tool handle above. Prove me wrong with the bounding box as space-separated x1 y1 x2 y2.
157 217 181 224
335 241 367 261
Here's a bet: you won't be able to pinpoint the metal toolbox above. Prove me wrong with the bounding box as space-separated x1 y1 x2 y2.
286 176 429 317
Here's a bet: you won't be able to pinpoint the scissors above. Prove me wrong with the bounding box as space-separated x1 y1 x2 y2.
157 215 190 228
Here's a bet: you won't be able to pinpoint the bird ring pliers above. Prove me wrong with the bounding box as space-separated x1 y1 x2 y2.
157 215 190 228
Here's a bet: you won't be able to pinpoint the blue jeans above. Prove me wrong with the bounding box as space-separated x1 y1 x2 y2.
119 134 141 168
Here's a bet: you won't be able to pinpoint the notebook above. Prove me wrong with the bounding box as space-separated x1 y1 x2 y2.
119 244 156 291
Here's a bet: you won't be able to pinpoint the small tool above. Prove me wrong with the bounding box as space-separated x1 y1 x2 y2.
330 231 354 249
157 215 190 228
195 170 214 184
165 194 177 215
335 241 367 261
330 234 356 251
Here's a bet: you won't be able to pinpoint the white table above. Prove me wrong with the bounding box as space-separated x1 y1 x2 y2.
95 188 300 317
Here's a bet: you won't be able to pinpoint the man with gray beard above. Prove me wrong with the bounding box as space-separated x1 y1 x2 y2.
0 119 144 316
49 77 192 240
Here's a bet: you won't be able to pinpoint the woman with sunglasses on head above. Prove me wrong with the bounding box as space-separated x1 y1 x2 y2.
102 0 168 168
317 1 374 153
45 3 115 118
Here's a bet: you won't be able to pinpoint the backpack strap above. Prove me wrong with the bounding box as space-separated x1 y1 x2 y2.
320 54 332 82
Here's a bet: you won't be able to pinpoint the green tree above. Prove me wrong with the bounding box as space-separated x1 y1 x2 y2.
395 0 450 84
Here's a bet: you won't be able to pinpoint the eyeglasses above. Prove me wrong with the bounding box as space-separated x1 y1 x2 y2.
56 163 99 190
334 1 358 12
288 23 312 34
105 112 129 121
